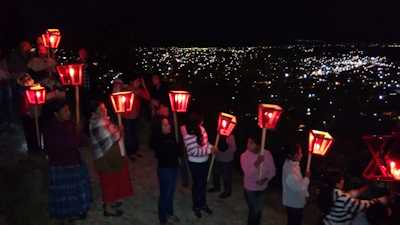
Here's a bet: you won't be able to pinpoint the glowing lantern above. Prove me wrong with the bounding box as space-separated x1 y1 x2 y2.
390 161 400 180
217 113 237 136
110 91 135 113
25 84 46 105
41 29 61 49
169 91 191 113
308 130 334 156
56 64 84 86
258 104 283 129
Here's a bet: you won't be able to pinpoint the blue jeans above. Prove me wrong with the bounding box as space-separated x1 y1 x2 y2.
244 189 266 225
158 168 178 223
123 118 139 156
188 161 209 210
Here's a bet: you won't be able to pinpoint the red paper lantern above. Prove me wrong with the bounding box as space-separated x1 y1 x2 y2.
308 130 334 156
217 112 237 136
169 91 191 112
257 104 283 129
110 91 135 113
56 64 84 86
41 29 61 49
25 84 46 105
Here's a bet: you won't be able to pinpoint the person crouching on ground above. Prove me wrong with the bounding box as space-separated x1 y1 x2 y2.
282 144 310 225
240 133 276 225
151 104 181 225
89 101 133 217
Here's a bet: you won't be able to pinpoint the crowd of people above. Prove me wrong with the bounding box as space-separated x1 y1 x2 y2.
0 40 397 225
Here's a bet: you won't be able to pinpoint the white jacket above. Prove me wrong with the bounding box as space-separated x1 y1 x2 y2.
282 159 310 208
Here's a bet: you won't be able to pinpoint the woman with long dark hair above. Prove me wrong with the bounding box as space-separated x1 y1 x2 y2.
318 171 388 225
180 112 215 218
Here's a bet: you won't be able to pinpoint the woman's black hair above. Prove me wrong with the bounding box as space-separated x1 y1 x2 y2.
317 170 345 215
88 100 104 115
186 112 205 146
247 130 261 145
285 144 300 159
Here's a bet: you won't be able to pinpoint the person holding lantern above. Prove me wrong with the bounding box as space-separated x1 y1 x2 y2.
318 170 389 225
208 134 237 199
240 133 276 225
282 144 310 225
181 112 215 218
150 104 181 225
89 101 133 217
42 99 92 224
122 76 151 160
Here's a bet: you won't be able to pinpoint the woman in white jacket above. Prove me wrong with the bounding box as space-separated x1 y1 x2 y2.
282 144 310 225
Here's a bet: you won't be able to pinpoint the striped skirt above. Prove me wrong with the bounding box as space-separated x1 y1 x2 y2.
48 164 92 219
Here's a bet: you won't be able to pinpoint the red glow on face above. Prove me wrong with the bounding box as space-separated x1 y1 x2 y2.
41 29 61 49
217 113 237 136
258 104 283 129
308 130 333 156
169 91 191 112
25 84 46 105
56 64 84 86
110 91 135 113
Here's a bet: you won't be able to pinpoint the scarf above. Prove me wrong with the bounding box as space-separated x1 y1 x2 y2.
89 115 121 160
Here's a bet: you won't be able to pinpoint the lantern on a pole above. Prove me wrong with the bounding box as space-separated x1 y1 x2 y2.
41 29 61 49
257 104 282 179
25 84 46 149
110 91 135 156
56 64 84 128
306 130 334 172
207 112 237 182
168 90 191 142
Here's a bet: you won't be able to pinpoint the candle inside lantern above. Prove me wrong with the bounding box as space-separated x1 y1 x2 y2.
390 161 400 179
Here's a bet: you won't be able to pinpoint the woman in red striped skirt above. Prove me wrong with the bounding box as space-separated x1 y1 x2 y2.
89 101 133 217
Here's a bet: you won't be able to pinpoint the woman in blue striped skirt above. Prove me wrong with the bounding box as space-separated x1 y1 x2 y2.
43 100 92 225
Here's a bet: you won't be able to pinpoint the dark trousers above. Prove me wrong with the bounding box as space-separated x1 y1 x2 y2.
21 115 41 154
244 189 266 225
212 161 233 193
0 83 13 125
188 161 208 210
286 207 304 225
158 168 178 223
123 118 139 156
179 158 190 187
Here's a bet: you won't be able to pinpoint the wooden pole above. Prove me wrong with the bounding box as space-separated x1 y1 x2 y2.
34 105 41 150
258 128 267 180
117 114 126 156
75 86 80 130
306 151 312 172
173 112 179 143
207 134 220 182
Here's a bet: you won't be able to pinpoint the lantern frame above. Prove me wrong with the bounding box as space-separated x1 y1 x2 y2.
217 112 237 136
257 104 283 129
56 64 84 86
41 29 61 49
110 91 135 113
169 91 191 113
308 130 334 156
25 84 46 105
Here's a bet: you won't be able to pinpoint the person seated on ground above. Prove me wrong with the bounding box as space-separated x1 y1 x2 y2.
318 170 389 225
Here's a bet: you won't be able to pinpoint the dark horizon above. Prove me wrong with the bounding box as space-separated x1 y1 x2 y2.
2 0 400 48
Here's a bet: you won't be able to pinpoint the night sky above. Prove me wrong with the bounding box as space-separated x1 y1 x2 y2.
1 0 400 47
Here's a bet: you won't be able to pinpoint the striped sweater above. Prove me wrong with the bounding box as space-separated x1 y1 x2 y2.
321 188 379 225
181 125 212 163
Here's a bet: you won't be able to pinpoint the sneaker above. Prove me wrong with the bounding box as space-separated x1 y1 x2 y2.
193 209 202 218
201 206 213 215
218 192 231 199
168 215 180 223
207 187 220 193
